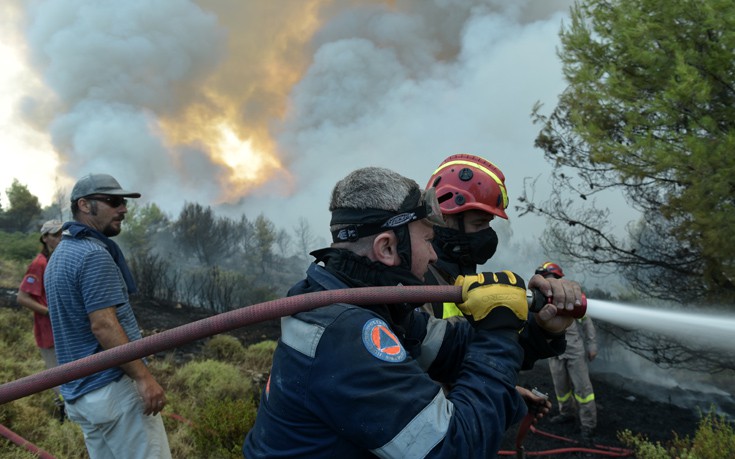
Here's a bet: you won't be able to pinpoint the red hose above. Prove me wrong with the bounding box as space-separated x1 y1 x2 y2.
0 424 57 458
0 285 462 405
498 425 635 457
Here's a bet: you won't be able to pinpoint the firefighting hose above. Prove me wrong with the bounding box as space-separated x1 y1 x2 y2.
1 285 609 458
0 285 588 404
0 285 460 404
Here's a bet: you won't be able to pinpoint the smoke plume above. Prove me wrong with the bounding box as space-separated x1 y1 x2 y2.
13 0 582 276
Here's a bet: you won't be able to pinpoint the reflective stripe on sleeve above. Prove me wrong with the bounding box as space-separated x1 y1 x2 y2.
281 316 325 357
372 389 453 459
414 316 448 371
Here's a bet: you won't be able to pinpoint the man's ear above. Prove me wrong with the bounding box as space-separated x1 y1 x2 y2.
372 231 400 267
77 198 92 214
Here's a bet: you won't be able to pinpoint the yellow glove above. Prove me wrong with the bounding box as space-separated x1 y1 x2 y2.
455 271 528 331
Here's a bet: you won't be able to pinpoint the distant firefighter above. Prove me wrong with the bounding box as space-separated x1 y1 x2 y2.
536 261 598 444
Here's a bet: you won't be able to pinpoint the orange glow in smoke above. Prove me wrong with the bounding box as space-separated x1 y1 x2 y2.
213 123 284 190
1 1 397 206
153 0 332 203
159 98 288 202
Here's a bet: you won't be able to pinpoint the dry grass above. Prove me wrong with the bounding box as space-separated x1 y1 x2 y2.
0 258 25 289
1 307 273 459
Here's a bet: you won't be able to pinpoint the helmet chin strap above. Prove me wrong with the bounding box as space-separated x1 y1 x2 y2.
456 213 467 233
453 215 478 273
393 225 413 271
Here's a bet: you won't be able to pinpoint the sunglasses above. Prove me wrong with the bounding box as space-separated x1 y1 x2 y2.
87 195 128 208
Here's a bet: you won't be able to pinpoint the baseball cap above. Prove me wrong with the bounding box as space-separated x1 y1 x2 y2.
70 174 141 202
40 219 63 235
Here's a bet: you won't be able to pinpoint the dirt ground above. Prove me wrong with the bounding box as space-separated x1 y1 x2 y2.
0 288 708 458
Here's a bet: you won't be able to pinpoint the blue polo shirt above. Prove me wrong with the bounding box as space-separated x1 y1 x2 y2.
45 235 142 402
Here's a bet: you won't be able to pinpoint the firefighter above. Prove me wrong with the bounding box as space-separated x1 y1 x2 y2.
243 166 584 458
536 261 598 443
422 153 579 425
423 154 577 367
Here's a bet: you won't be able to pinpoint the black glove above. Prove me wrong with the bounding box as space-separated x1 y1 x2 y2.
455 271 528 331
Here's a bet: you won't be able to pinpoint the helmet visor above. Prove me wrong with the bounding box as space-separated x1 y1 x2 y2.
422 187 446 227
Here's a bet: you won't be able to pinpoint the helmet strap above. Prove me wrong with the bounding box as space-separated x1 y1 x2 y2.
393 225 413 271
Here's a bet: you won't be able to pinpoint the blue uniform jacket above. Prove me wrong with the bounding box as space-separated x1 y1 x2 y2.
243 263 526 458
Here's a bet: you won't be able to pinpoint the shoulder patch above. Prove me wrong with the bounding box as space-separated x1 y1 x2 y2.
26 277 36 284
361 318 407 363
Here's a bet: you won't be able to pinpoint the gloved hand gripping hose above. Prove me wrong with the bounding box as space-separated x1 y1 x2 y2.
526 288 587 319
455 271 528 331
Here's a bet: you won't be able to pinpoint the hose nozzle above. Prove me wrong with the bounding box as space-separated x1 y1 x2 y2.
526 288 587 319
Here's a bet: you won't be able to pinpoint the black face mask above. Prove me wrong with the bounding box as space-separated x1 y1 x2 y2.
432 225 499 270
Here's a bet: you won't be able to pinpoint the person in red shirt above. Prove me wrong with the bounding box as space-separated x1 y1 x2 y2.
17 219 65 416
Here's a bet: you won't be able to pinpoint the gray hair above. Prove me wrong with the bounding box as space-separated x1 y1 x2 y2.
330 167 420 224
330 167 420 212
329 167 422 252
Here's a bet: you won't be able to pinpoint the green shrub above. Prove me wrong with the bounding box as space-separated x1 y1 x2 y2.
203 334 246 363
169 359 251 409
619 407 735 459
36 420 87 459
167 425 198 459
0 258 27 288
242 340 277 374
190 397 257 458
618 430 673 459
0 308 36 352
162 358 259 458
0 439 41 459
689 409 735 459
0 231 39 263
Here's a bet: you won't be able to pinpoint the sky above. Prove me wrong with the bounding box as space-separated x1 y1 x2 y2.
0 0 635 281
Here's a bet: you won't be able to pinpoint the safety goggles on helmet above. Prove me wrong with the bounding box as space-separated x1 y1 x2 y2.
331 187 446 243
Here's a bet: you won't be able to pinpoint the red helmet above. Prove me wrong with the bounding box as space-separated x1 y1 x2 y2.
427 154 509 219
535 262 564 278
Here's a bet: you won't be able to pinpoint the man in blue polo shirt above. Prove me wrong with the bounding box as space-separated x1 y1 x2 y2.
45 173 171 459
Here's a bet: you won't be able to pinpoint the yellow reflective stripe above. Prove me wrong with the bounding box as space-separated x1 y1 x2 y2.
556 391 573 403
442 302 463 319
575 392 595 404
432 159 508 208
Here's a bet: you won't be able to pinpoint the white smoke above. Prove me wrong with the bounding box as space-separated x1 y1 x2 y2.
255 0 576 276
22 0 226 206
12 0 637 281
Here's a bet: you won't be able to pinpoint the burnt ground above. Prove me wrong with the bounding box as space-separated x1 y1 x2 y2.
507 364 701 458
1 289 712 458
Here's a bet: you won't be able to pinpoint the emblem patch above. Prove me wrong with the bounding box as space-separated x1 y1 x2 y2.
361 318 406 362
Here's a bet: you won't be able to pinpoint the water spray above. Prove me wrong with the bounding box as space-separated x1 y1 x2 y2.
529 290 735 353
584 298 735 353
